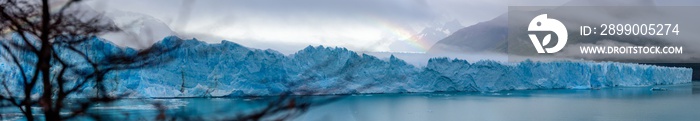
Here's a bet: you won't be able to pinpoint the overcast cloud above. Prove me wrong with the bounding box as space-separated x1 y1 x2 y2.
83 0 698 54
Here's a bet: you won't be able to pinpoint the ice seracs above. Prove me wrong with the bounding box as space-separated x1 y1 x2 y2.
0 36 692 97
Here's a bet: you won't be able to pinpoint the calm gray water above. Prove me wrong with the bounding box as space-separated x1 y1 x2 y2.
297 83 700 121
3 82 700 121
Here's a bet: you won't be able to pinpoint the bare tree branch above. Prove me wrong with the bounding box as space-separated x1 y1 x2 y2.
0 0 182 120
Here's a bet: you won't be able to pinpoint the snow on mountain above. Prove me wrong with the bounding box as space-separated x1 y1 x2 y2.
428 14 507 53
417 20 464 43
0 36 692 98
390 20 464 52
100 10 178 49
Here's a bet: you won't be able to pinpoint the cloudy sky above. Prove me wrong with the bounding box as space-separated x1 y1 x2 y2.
83 0 698 54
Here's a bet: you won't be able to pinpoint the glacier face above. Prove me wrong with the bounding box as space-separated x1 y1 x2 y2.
0 37 693 97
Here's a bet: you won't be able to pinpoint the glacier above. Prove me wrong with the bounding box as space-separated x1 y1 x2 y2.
0 36 693 97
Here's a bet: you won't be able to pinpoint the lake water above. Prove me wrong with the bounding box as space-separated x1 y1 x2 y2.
296 82 700 121
3 82 700 121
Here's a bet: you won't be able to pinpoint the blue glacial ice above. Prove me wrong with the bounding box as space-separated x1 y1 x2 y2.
0 37 693 97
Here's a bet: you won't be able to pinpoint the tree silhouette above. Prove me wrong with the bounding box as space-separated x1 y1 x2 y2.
0 0 181 120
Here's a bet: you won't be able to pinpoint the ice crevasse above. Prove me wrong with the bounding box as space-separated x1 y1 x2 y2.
0 36 692 97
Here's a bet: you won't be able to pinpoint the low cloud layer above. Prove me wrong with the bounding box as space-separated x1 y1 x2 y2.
82 0 569 53
82 0 697 54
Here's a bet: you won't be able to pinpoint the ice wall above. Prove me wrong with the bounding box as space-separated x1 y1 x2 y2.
0 37 692 97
